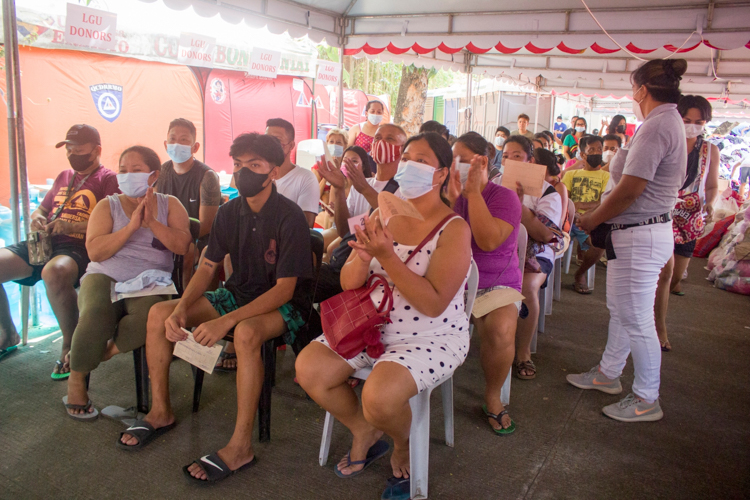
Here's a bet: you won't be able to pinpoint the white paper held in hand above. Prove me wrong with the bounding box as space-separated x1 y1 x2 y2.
500 159 547 198
348 213 368 236
173 328 223 374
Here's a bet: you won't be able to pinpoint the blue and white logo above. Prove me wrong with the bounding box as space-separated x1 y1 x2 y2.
90 83 122 122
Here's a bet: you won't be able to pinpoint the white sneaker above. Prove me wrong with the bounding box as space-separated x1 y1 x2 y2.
566 366 622 395
602 393 664 422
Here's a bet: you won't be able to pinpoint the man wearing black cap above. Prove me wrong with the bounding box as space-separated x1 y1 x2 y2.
0 124 119 378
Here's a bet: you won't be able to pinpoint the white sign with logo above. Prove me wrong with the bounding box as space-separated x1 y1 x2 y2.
247 47 282 79
316 61 341 86
65 3 117 51
177 32 216 68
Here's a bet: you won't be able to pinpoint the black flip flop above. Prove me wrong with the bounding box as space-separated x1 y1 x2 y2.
62 396 99 421
182 453 257 484
334 439 390 478
381 476 410 500
213 352 237 373
117 419 176 451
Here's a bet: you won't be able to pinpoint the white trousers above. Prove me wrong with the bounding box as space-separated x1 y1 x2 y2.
599 222 673 402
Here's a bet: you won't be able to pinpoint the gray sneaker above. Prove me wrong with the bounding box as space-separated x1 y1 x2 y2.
602 393 664 422
566 366 622 394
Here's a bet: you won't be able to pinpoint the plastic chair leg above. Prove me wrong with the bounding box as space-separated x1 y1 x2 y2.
544 282 553 316
553 257 562 301
440 378 454 448
409 388 432 500
531 329 538 354
563 243 573 274
319 411 335 466
21 285 29 345
587 265 596 291
192 367 204 413
537 288 546 335
500 367 511 406
258 340 276 443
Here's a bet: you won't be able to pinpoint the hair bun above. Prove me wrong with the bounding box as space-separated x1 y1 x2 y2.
665 59 688 79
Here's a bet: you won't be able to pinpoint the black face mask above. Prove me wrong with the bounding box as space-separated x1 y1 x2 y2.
586 154 603 168
68 152 95 172
616 125 626 134
235 167 270 198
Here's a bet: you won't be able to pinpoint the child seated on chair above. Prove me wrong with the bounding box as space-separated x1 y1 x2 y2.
446 132 522 435
561 135 610 295
118 133 313 484
295 132 472 500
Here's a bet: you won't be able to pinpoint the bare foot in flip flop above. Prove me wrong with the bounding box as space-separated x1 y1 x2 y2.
185 445 255 481
0 330 20 351
52 351 71 379
336 428 385 476
485 403 511 431
64 371 96 419
390 444 410 479
573 273 592 294
120 411 175 447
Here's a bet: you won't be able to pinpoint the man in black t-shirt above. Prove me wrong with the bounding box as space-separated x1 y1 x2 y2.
120 134 312 482
157 118 221 283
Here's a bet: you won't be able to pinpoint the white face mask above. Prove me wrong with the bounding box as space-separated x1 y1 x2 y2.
494 136 506 147
367 114 383 125
684 123 704 139
602 150 616 164
455 157 471 187
632 86 646 121
117 172 153 198
575 126 586 133
327 143 344 158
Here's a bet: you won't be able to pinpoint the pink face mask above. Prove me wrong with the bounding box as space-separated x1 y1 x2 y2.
371 140 402 165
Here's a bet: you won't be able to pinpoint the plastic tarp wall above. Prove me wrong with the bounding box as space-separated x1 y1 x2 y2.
0 46 204 205
202 72 314 174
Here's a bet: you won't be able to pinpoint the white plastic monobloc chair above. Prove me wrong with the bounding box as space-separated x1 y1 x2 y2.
562 198 596 292
318 259 480 500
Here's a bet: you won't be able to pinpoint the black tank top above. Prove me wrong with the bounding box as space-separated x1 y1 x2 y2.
156 159 212 219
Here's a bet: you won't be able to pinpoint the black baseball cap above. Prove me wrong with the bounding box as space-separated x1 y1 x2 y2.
55 124 101 148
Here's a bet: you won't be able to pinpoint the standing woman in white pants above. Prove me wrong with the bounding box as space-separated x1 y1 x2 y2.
567 58 688 422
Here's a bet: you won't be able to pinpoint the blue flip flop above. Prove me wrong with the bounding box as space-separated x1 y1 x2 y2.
334 439 390 478
381 476 410 500
0 345 18 362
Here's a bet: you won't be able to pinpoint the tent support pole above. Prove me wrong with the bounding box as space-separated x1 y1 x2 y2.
533 90 540 134
464 54 473 135
3 0 19 245
338 46 345 128
549 94 556 134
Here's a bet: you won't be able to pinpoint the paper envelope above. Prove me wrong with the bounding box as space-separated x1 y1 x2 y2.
501 159 547 198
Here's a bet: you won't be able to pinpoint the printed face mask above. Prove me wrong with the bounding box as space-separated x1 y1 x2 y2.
394 160 438 199
234 167 269 198
328 144 344 158
684 123 704 139
68 152 95 172
367 114 384 125
117 172 153 198
167 143 193 164
602 150 616 164
494 136 506 148
371 140 402 165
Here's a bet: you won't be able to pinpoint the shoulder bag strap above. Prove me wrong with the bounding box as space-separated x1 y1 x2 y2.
48 166 100 223
404 214 459 265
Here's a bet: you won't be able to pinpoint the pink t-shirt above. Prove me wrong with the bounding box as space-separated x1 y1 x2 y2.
454 183 522 291
40 166 120 245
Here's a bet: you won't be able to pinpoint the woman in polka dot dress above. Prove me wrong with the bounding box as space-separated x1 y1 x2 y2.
296 132 471 498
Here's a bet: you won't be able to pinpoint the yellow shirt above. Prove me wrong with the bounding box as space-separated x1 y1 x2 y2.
561 169 610 212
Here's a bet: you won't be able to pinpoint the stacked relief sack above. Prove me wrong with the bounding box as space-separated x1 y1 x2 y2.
707 201 750 295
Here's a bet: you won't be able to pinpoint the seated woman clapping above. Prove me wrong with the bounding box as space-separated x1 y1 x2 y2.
295 132 472 498
64 146 191 420
446 133 523 434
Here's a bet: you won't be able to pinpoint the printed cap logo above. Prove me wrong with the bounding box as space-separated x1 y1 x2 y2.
89 83 123 122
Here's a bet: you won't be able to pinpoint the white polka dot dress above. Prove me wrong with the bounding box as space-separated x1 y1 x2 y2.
316 216 470 393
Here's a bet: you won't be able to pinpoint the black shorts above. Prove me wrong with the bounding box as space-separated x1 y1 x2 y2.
740 166 750 184
674 239 697 259
4 241 89 287
537 256 553 289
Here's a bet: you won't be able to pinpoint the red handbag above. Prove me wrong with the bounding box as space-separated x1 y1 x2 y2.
321 213 457 360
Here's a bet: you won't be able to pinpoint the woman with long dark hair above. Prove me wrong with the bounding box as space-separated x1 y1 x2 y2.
602 114 630 146
568 59 689 422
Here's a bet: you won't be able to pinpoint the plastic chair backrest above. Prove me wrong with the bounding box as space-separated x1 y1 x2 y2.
517 224 527 272
465 259 479 318
566 199 575 229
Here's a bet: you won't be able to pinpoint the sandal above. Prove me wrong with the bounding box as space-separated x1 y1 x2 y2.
482 404 516 435
514 359 536 380
62 395 99 421
214 352 237 372
51 359 70 380
573 282 593 295
334 439 390 478
0 344 18 362
117 419 176 451
670 291 685 297
381 476 410 500
182 452 257 484
660 340 672 352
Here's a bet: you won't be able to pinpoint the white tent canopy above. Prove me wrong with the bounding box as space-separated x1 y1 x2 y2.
146 0 750 101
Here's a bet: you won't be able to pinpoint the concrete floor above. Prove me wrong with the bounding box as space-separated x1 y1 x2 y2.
1 258 749 500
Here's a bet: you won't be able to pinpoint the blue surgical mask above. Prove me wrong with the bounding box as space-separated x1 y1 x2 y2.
328 144 344 158
117 172 153 198
167 143 193 164
394 160 437 199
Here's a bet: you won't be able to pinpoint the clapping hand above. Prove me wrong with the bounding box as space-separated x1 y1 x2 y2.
316 159 346 190
349 213 394 263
